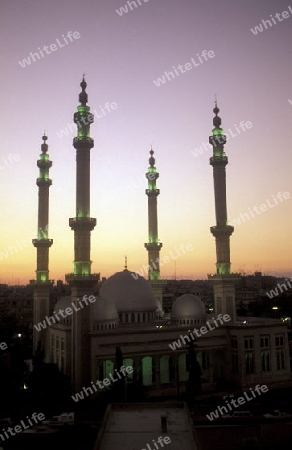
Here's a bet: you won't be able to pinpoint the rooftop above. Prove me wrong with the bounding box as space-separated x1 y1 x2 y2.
95 402 197 450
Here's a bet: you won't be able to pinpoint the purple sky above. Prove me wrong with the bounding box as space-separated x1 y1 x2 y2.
1 0 292 284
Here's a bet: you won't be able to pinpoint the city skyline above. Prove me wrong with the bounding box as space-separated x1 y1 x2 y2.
1 0 292 284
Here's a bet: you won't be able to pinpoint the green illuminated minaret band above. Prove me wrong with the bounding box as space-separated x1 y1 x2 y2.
209 103 234 276
144 149 162 281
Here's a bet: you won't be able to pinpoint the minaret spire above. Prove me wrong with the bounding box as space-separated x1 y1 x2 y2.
31 134 53 353
65 78 99 392
208 103 237 321
144 148 162 281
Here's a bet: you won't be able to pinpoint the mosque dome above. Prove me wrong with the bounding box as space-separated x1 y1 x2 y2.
53 296 73 327
172 294 206 326
93 296 118 322
100 269 157 324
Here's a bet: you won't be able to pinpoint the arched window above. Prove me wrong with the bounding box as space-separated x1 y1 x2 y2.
142 356 153 386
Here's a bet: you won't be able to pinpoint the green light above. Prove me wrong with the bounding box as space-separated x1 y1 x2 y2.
217 262 230 275
78 105 90 113
74 261 90 276
213 128 224 136
149 272 160 281
40 154 49 161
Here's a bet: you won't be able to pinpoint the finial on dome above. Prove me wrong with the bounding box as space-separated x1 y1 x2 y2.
124 255 128 270
149 147 155 167
79 75 88 106
213 97 221 129
41 133 48 153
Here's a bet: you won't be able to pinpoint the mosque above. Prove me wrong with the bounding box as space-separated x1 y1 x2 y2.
31 78 291 396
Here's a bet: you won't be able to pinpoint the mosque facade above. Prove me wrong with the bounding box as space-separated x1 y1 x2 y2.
32 79 291 396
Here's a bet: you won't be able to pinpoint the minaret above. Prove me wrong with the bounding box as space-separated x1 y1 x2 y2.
65 77 99 391
31 134 53 354
144 149 164 311
208 103 237 321
144 149 162 280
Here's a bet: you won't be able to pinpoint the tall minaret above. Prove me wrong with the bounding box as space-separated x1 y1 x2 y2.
144 149 162 280
31 134 53 354
208 103 237 321
144 149 164 311
65 77 99 391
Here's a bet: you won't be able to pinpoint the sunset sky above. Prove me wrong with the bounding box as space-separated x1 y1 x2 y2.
1 0 292 285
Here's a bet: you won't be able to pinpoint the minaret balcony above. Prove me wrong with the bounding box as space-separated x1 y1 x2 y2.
36 178 52 187
73 136 94 149
32 238 53 247
65 272 100 285
146 189 160 196
30 279 54 285
208 273 241 282
209 155 228 166
69 217 96 230
37 160 52 169
144 242 163 251
210 225 234 238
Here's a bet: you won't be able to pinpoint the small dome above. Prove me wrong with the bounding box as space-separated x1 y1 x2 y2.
53 296 72 327
172 294 206 326
91 296 118 331
100 269 157 313
54 296 72 313
93 296 118 322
